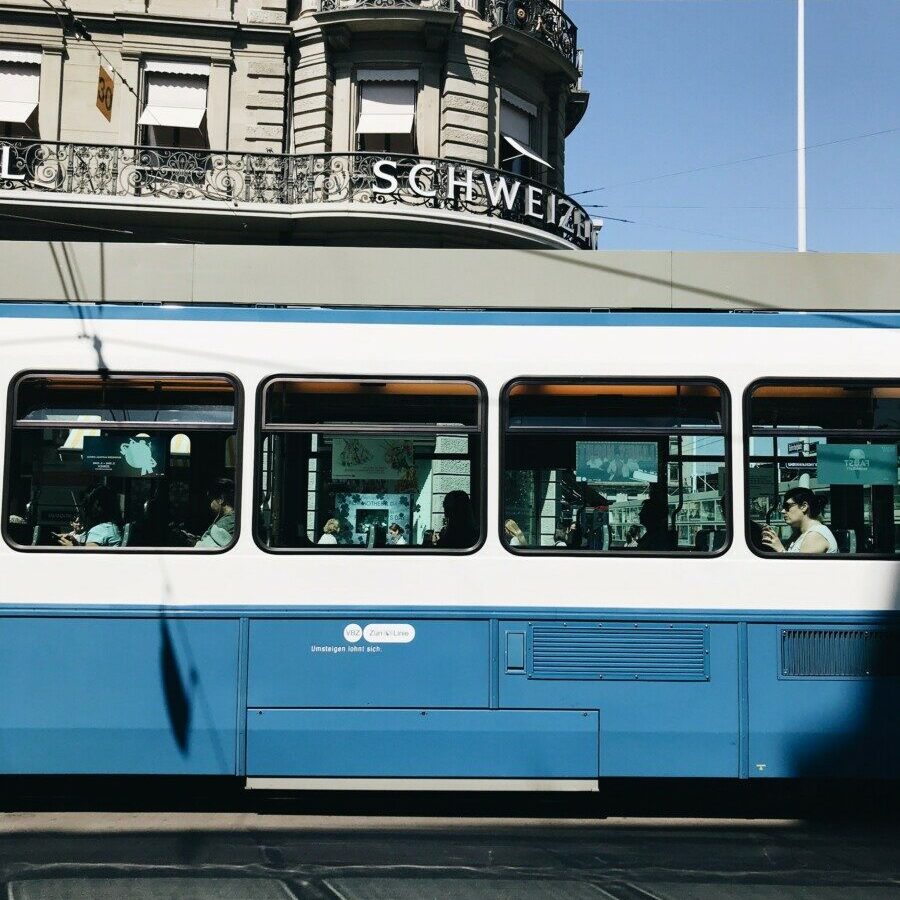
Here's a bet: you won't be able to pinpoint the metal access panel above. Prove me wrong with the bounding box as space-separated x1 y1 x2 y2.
248 619 490 709
0 616 239 775
499 621 739 778
747 623 900 778
246 709 599 779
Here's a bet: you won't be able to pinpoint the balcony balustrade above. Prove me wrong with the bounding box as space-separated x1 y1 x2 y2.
485 0 578 72
319 0 455 11
0 140 596 249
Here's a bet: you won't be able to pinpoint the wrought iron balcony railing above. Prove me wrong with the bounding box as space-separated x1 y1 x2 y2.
0 141 596 249
318 0 455 12
485 0 578 71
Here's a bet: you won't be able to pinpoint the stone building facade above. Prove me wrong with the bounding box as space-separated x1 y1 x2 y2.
0 0 593 248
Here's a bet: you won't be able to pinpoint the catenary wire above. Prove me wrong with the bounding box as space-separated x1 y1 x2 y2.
594 213 805 251
571 126 900 197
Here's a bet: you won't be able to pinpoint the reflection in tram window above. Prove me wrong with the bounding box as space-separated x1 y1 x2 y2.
4 374 240 551
747 382 900 556
502 380 729 553
256 378 484 552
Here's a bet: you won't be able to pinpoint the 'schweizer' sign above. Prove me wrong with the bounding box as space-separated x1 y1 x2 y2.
372 159 596 247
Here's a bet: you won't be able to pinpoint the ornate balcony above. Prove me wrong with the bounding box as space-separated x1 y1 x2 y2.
485 0 579 78
319 0 455 11
315 0 458 49
0 141 597 249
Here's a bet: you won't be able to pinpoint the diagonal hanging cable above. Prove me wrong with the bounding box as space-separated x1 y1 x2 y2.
571 125 900 197
40 0 142 103
0 210 133 234
591 213 804 252
37 0 254 237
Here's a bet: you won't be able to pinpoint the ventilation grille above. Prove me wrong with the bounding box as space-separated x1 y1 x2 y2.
781 629 900 678
530 623 709 681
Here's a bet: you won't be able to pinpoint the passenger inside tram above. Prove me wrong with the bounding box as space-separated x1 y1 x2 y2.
55 484 123 547
5 375 239 550
761 487 837 554
257 379 483 552
747 382 900 557
502 381 728 553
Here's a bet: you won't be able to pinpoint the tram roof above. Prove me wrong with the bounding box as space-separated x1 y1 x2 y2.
0 243 896 312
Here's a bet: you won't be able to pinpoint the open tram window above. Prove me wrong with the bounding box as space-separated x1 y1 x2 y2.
501 379 729 554
3 373 240 551
255 377 485 552
746 381 900 557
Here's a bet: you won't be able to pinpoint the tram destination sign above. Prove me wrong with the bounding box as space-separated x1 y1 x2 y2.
372 159 596 247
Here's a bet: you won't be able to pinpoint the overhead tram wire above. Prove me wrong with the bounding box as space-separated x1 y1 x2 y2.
570 125 900 198
0 211 133 235
590 212 804 252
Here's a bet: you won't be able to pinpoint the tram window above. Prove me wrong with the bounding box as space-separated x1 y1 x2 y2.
3 374 240 551
256 378 484 552
502 380 729 554
747 381 900 557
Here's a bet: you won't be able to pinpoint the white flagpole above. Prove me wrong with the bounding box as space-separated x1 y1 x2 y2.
797 0 807 252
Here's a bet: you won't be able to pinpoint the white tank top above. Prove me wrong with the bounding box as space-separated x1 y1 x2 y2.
788 521 839 554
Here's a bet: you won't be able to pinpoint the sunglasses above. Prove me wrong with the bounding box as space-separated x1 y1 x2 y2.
781 500 798 511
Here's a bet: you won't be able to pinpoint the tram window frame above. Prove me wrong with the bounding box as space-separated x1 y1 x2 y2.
253 374 488 555
2 370 244 554
500 376 733 557
744 377 900 561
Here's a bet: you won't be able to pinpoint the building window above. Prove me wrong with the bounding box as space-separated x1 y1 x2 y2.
746 380 900 557
3 374 240 551
139 59 210 149
256 377 485 552
0 47 41 139
499 90 550 180
502 380 729 554
355 68 418 155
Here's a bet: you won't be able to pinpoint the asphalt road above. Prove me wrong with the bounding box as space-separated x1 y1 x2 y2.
1 794 898 900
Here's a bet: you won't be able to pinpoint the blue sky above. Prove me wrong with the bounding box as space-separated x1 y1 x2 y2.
564 0 899 251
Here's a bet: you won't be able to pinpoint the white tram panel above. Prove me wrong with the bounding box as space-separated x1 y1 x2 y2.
0 311 898 613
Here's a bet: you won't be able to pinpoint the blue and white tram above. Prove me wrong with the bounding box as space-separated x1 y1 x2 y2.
0 303 898 787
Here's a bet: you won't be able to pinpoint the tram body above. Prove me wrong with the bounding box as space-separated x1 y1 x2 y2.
0 303 898 787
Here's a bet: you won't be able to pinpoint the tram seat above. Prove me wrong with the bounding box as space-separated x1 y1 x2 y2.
31 525 43 546
121 523 133 547
833 528 857 554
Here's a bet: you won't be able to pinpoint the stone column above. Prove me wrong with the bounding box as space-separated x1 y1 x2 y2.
38 45 64 141
293 29 332 153
440 20 490 164
431 435 472 532
208 58 233 149
116 53 141 146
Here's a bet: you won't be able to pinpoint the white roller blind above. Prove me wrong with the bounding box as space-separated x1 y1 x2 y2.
0 47 41 65
356 81 415 136
144 59 210 77
139 72 208 129
501 89 538 119
357 68 418 83
500 101 532 147
0 61 40 125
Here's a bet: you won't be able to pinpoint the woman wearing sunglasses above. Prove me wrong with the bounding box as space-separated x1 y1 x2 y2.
761 487 838 554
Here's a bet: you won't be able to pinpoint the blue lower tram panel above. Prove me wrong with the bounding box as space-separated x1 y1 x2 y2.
246 710 599 779
0 613 896 780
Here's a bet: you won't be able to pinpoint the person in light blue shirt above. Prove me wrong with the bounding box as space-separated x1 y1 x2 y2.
192 478 236 550
57 485 123 548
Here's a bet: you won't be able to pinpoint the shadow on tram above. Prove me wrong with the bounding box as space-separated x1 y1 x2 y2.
785 569 900 786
